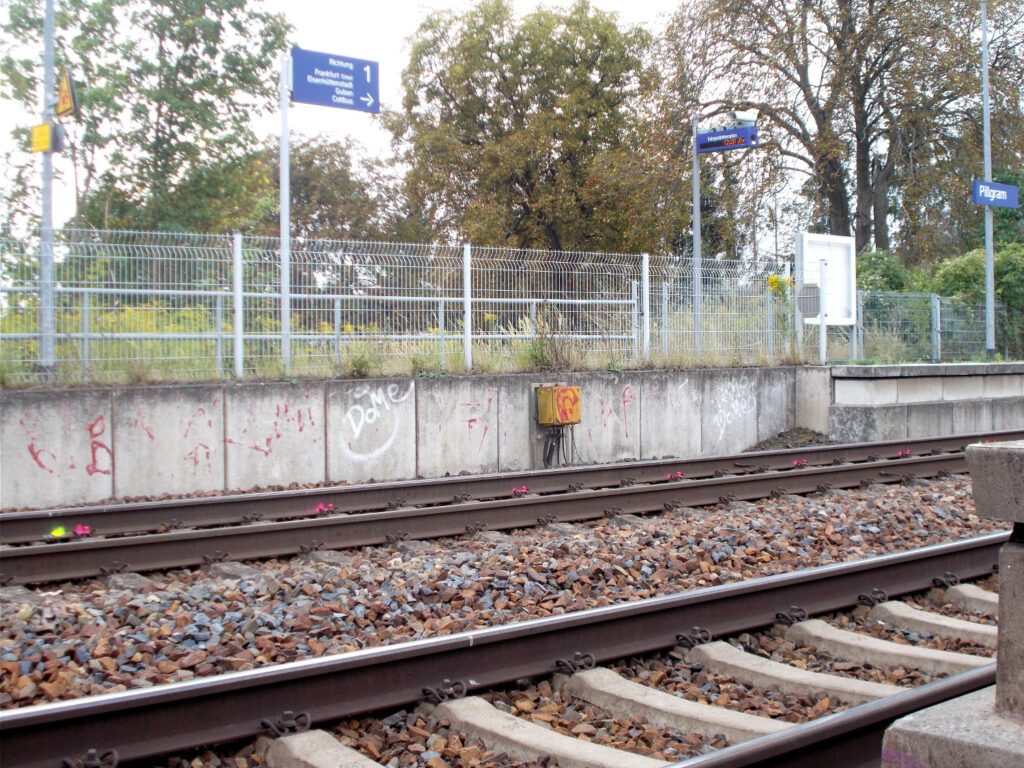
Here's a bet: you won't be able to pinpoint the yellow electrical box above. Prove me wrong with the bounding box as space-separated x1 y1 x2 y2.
537 386 581 426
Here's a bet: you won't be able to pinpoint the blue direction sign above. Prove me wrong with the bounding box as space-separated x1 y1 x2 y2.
696 124 759 153
973 180 1019 209
290 47 379 114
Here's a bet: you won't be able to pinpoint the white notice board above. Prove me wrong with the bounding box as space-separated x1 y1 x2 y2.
795 233 857 326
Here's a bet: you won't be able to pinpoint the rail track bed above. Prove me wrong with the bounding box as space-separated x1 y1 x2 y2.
2 430 1021 586
0 433 1016 767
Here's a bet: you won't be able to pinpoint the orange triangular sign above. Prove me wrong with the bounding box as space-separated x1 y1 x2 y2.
56 68 77 118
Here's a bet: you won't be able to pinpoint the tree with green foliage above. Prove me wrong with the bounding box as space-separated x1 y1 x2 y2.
2 0 290 231
665 0 1024 263
930 243 1024 358
389 0 657 254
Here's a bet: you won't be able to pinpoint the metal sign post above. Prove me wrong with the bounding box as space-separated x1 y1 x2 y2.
691 116 760 357
278 47 380 372
981 0 994 357
39 0 56 379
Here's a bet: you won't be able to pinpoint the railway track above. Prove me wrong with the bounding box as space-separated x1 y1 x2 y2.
3 429 1021 586
0 532 1003 768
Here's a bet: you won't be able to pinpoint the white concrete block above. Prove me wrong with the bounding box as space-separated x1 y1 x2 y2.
942 375 986 401
639 370 701 460
795 367 830 432
834 378 897 405
758 368 795 442
985 374 1024 398
112 385 224 498
326 379 415 484
497 376 533 472
568 372 642 464
896 377 943 403
1 389 113 508
224 383 326 489
702 369 759 455
416 377 500 477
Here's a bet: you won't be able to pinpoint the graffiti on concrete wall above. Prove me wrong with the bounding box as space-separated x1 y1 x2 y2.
711 376 757 441
341 382 414 461
455 387 495 451
18 407 113 477
227 387 320 457
587 383 637 443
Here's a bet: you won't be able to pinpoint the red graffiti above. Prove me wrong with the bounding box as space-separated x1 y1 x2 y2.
132 414 155 440
27 442 56 473
554 387 580 423
185 442 213 470
85 415 113 476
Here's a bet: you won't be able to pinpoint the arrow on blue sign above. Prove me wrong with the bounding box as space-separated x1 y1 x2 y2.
290 47 379 114
973 180 1019 209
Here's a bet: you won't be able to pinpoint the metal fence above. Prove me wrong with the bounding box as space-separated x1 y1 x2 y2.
0 230 796 384
4 229 1009 385
851 291 1014 363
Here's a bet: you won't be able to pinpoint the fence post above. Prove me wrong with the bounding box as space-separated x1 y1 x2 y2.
215 294 224 377
631 280 639 361
641 253 650 362
233 233 244 379
856 290 864 360
819 261 828 364
462 243 472 371
80 291 89 379
438 297 446 371
783 262 792 359
766 290 775 363
661 282 669 357
931 293 942 362
334 297 342 370
281 237 291 373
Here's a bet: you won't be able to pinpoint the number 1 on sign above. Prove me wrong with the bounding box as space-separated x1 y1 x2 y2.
364 64 371 82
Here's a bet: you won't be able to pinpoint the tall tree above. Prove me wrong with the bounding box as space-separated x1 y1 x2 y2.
2 0 289 230
667 0 1024 261
389 0 658 253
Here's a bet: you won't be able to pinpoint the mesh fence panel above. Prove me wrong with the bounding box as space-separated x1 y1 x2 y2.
241 237 464 377
5 229 1012 385
650 255 791 365
469 247 641 371
1 229 233 383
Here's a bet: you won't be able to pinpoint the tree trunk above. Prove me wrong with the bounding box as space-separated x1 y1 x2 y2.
853 101 873 254
872 155 894 251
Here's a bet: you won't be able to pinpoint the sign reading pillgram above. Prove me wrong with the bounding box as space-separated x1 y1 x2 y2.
972 180 1019 209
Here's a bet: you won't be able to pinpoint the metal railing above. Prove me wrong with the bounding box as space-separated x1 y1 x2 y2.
12 229 1014 383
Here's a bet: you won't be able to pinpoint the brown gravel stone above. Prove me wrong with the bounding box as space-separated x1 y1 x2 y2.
1 476 1005 712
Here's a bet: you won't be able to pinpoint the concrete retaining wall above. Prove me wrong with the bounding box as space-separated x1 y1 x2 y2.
1 367 801 510
829 363 1024 443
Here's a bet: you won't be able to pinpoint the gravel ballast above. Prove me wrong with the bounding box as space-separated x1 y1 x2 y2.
1 475 1005 710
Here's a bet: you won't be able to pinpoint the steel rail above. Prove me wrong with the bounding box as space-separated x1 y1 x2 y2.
0 532 1005 768
5 430 1020 545
1 452 969 585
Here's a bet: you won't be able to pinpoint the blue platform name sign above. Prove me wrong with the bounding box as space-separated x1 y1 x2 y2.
696 124 759 153
290 47 379 113
973 180 1019 209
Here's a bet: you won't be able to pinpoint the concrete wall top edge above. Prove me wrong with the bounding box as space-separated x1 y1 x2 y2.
830 362 1024 378
2 366 809 399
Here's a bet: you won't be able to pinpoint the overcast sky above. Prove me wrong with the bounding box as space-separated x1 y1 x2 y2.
5 0 682 226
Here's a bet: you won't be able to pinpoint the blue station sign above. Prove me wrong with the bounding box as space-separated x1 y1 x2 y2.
973 180 1019 209
290 47 379 114
696 124 759 153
